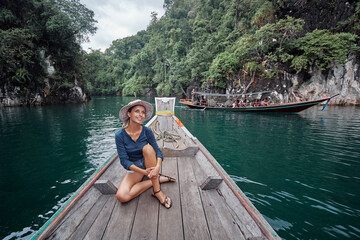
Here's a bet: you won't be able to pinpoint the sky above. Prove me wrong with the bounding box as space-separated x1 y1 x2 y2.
80 0 165 52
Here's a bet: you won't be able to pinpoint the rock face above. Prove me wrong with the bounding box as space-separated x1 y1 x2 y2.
0 51 90 107
0 84 90 107
296 56 359 105
223 56 360 105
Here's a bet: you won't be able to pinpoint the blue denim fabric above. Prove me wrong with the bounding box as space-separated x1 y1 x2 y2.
126 158 146 173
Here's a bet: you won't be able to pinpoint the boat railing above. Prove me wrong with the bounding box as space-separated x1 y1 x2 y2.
179 98 194 104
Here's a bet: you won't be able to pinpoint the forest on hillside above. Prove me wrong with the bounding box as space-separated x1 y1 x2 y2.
0 0 96 104
1 0 359 102
85 0 360 97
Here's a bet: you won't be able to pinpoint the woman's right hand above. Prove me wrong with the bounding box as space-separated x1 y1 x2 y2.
143 167 153 177
145 167 159 178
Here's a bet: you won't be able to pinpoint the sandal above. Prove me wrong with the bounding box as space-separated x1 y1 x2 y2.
152 189 172 209
159 173 176 182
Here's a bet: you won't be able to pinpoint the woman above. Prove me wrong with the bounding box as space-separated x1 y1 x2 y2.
115 99 174 209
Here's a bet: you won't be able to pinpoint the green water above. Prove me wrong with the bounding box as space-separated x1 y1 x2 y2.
1 96 360 239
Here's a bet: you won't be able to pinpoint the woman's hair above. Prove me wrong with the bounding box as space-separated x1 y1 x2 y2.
122 119 130 129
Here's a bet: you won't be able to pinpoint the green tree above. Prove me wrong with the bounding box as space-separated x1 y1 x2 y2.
292 30 359 72
0 0 97 100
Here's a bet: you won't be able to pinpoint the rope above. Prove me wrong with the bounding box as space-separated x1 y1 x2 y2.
152 118 181 149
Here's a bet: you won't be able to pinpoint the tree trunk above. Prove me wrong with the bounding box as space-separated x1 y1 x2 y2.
242 71 255 94
165 58 188 97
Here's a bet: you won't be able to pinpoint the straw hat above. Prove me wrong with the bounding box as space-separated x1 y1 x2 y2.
119 99 153 122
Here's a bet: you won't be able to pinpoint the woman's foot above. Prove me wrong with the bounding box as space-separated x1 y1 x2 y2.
152 190 172 209
159 174 176 184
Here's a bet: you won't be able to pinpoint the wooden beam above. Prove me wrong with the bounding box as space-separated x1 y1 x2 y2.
200 176 223 190
94 180 117 195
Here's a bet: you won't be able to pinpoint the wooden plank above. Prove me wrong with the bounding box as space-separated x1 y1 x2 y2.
164 139 176 149
38 155 118 240
98 159 124 187
68 195 111 240
102 197 139 240
178 157 211 240
161 146 198 158
192 156 246 240
47 187 102 240
195 146 263 238
83 196 117 240
218 184 263 238
129 188 159 240
158 157 183 240
195 137 280 239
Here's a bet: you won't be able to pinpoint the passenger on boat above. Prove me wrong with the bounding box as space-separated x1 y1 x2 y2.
115 100 174 209
200 96 206 105
239 99 245 107
260 98 269 106
232 99 240 108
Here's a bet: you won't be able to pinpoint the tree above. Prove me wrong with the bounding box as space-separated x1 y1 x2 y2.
0 0 97 101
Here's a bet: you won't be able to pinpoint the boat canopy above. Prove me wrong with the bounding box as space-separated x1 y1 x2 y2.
193 91 272 97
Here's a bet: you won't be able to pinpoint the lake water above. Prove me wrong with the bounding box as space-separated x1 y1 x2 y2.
1 96 360 239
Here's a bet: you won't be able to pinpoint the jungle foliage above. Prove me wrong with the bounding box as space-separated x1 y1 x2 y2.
0 0 97 95
85 0 359 97
1 0 359 98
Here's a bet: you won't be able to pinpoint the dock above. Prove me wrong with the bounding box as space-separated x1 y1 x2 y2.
32 98 280 240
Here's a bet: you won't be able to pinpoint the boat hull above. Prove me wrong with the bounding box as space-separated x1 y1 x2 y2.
181 98 330 112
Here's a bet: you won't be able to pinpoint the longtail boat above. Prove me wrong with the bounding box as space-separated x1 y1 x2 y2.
32 97 280 240
181 93 339 113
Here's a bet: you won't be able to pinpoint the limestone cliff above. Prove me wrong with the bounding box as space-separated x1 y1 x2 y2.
0 51 89 107
223 56 360 105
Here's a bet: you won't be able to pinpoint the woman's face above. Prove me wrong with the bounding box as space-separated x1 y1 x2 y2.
127 105 146 124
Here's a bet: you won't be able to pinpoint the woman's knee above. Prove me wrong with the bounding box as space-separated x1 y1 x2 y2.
142 144 155 157
116 190 130 203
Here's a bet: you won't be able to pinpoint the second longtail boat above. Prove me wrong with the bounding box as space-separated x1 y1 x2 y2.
180 92 339 113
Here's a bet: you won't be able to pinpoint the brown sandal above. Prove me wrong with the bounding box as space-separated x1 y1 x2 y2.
159 173 176 182
152 190 172 209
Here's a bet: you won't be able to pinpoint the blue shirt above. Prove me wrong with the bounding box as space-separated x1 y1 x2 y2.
115 126 163 170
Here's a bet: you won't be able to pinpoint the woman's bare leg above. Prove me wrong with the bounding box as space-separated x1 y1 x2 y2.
143 144 171 208
116 144 172 205
116 171 175 203
116 172 152 203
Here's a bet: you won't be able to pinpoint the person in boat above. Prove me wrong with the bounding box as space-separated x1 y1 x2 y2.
239 99 245 107
260 98 269 106
200 96 206 105
191 86 197 102
232 99 240 108
115 99 174 209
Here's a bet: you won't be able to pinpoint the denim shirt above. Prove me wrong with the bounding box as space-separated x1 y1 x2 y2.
115 126 163 170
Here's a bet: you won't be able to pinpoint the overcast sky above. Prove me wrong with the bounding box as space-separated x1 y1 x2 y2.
80 0 165 52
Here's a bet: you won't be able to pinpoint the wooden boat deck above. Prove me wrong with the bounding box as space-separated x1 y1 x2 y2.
34 98 279 240
45 153 262 240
